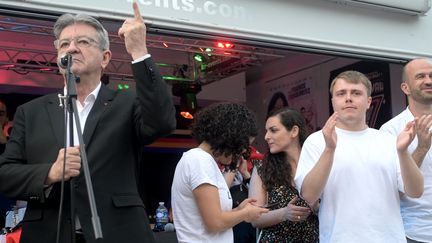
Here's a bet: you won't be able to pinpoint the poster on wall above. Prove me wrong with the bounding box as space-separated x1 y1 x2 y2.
328 61 392 129
266 73 320 135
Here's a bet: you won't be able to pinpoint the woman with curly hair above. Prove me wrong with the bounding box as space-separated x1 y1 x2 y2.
171 102 269 243
249 107 318 243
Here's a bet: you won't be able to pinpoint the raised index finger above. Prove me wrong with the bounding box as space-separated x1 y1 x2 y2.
132 1 143 21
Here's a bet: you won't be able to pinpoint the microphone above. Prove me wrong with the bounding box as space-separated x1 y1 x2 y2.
57 54 71 69
164 223 175 232
58 54 80 83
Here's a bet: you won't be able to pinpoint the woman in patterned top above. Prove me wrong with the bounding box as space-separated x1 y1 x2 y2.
249 107 319 243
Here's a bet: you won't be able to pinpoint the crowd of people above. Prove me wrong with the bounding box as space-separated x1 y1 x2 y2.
295 70 424 243
170 59 431 243
0 1 431 242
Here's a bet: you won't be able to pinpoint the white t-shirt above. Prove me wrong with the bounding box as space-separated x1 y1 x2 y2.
295 127 406 243
171 148 233 243
381 107 432 242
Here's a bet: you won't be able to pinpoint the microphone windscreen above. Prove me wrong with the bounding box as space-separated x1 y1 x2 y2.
58 54 71 69
164 223 175 232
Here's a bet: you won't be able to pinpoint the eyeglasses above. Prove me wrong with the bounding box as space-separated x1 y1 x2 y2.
54 36 99 50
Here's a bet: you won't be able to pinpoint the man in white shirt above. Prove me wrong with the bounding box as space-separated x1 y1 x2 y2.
380 58 432 243
295 70 424 243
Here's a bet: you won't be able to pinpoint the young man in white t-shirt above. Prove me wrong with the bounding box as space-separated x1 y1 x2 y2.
295 70 424 243
380 58 432 243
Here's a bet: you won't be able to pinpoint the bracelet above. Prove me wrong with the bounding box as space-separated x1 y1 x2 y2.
228 168 238 173
223 167 238 173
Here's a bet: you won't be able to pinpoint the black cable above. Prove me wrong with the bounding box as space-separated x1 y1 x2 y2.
56 98 67 243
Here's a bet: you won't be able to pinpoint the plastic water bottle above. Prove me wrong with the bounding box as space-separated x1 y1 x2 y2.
154 202 169 232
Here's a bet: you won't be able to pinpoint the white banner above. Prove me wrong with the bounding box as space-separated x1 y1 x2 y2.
1 0 432 59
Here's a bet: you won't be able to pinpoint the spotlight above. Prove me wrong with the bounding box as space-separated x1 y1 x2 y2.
179 93 198 119
172 83 202 120
180 111 194 120
217 42 234 49
117 84 130 90
194 54 204 62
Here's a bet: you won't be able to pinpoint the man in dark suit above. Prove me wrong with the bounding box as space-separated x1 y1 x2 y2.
0 2 176 243
0 99 14 230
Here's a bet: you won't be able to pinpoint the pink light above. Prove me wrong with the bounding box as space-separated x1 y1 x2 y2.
217 42 234 49
224 43 234 48
0 64 15 68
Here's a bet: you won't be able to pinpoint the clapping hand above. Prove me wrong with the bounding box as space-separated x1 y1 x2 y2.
397 120 416 153
414 114 432 151
322 112 338 150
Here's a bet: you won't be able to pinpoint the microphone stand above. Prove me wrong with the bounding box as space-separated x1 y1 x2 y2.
63 54 103 241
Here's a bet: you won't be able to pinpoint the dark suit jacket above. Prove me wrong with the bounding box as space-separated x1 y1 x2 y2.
0 57 176 243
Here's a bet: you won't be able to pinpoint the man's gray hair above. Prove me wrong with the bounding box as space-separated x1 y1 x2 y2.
53 13 109 50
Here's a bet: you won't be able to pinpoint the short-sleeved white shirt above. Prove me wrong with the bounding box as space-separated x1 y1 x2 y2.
171 148 233 243
295 127 406 243
381 107 432 242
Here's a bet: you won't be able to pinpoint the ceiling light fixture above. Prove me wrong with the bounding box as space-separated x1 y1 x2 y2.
194 54 203 62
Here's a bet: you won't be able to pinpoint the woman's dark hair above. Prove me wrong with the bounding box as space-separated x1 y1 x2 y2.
267 92 288 116
261 107 307 191
191 102 258 161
